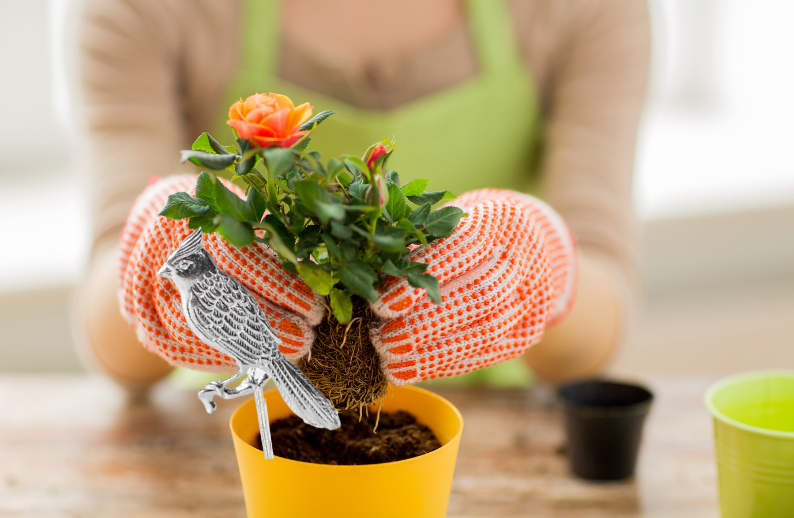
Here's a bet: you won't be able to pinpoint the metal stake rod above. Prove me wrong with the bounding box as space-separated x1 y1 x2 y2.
253 382 274 460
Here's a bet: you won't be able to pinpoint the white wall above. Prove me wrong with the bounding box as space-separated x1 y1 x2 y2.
0 0 89 292
1 1 72 179
639 0 794 219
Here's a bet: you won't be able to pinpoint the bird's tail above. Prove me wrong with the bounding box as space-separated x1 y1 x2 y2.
266 356 341 430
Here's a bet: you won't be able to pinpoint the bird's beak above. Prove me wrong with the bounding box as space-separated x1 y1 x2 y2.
158 264 175 278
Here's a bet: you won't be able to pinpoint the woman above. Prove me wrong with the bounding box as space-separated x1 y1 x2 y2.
73 0 649 391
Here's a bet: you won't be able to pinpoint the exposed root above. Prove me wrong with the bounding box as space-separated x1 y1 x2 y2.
340 317 361 349
299 296 389 411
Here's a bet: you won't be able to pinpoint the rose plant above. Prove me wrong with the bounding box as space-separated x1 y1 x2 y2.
161 93 464 326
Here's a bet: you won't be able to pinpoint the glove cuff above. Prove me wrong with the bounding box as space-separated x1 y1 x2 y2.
519 194 578 325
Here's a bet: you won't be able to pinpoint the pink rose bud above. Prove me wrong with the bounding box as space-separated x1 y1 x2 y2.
376 176 386 206
366 143 388 168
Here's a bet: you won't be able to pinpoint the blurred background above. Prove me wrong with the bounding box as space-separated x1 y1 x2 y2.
1 0 792 375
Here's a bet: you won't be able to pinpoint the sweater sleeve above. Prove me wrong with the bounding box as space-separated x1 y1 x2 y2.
74 0 239 255
74 0 192 252
539 0 650 304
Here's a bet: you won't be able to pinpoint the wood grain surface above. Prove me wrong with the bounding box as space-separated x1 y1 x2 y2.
0 375 720 517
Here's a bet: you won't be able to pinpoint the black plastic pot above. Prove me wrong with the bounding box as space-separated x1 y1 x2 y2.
558 379 654 481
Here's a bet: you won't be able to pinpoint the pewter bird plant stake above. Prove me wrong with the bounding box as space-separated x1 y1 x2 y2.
157 230 341 459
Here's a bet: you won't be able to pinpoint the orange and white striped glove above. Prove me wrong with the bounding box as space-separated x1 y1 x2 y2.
369 189 577 385
118 175 325 373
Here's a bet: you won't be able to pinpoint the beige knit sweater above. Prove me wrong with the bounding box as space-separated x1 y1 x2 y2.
74 0 649 303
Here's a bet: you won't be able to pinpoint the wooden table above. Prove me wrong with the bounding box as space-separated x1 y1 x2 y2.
0 375 720 517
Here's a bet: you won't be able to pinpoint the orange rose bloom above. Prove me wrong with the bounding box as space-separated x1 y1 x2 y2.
227 93 313 148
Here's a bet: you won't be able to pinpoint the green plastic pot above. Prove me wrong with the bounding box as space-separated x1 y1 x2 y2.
705 371 794 517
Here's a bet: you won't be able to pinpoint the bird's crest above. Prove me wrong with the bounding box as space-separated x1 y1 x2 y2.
169 230 204 262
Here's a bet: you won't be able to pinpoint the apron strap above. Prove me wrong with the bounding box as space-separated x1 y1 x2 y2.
464 0 523 76
239 0 280 87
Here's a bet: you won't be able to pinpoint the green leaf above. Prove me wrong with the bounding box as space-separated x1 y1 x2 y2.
159 192 211 220
376 225 408 239
195 171 253 221
407 190 448 205
327 158 345 179
192 132 231 154
424 206 465 237
370 234 408 253
400 178 429 197
214 178 256 222
321 233 342 259
340 241 356 261
257 221 298 263
382 260 405 277
385 170 401 187
299 110 335 131
385 183 407 222
348 182 369 201
408 203 432 226
235 138 257 176
291 181 345 223
378 226 409 249
195 172 220 211
246 187 266 222
296 263 334 296
188 212 218 233
330 221 352 239
192 133 214 153
344 157 369 177
341 204 377 213
292 137 312 152
442 191 457 201
339 262 378 301
293 180 325 204
297 225 322 255
289 200 310 231
350 225 371 239
336 168 353 188
261 215 295 250
303 150 325 172
214 214 255 247
407 273 441 304
264 148 295 179
396 217 428 246
329 288 353 323
398 258 429 275
293 179 321 204
181 150 238 170
314 201 346 224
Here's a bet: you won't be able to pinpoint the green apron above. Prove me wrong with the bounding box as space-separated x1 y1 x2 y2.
203 0 541 388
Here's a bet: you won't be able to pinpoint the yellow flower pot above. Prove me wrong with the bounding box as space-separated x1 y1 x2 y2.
230 385 464 518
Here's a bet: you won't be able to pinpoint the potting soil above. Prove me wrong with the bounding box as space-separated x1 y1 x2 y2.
255 410 442 464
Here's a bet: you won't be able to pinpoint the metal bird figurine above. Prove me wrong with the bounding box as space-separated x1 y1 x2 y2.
157 230 340 459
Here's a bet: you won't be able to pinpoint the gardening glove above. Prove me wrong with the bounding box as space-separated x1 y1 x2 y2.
118 175 325 372
369 189 577 385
